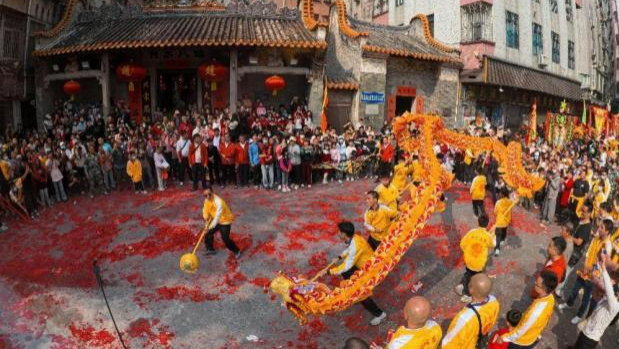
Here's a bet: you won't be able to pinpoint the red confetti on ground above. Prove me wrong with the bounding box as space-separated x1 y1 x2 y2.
155 286 221 302
68 324 115 347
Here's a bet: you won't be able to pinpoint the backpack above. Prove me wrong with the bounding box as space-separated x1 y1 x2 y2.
467 304 489 349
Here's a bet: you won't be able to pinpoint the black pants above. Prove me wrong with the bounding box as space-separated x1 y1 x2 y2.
250 165 261 186
205 224 240 253
342 268 383 317
301 162 313 186
495 227 507 250
572 333 598 349
221 165 235 185
133 181 144 192
461 267 480 296
292 164 302 185
238 164 250 186
378 161 391 177
472 199 485 217
367 236 381 251
179 157 191 183
191 163 207 190
208 160 221 185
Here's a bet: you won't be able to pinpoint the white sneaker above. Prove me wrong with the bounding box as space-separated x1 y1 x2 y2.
460 295 472 303
301 184 305 188
180 182 184 186
308 184 312 188
455 284 464 296
338 180 343 184
278 185 282 190
158 188 165 192
322 179 328 184
558 303 571 310
494 249 500 257
369 312 387 326
571 316 582 325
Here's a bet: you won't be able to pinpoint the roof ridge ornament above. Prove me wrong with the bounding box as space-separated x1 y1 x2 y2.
225 0 298 19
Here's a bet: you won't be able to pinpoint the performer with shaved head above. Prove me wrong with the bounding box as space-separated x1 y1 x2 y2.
442 273 500 349
382 296 442 348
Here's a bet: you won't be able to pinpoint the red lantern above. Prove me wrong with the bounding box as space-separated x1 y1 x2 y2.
198 62 228 91
265 75 285 96
63 80 81 101
116 63 146 91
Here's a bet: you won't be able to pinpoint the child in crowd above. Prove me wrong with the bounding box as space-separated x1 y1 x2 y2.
279 150 292 193
126 150 146 194
489 310 522 349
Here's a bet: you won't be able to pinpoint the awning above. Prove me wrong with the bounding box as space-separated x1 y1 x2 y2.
484 56 582 101
34 3 326 56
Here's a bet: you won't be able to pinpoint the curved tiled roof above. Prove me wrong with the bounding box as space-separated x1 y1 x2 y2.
34 0 80 38
34 12 327 57
412 14 459 54
301 0 328 30
347 17 460 64
326 75 359 90
334 0 368 38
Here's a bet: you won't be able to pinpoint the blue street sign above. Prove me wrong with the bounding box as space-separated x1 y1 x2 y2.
361 91 385 104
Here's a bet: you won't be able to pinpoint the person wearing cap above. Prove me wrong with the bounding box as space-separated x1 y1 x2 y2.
189 134 208 191
202 185 241 258
323 221 387 326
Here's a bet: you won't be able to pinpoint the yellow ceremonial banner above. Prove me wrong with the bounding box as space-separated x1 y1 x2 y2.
592 106 607 136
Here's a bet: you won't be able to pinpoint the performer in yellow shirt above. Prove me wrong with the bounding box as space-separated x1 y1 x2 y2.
202 185 241 258
498 271 557 348
326 221 387 326
375 176 400 211
457 215 495 303
384 296 442 349
411 155 425 186
392 159 413 192
494 188 513 256
442 274 499 349
126 150 146 194
470 167 487 217
365 190 399 250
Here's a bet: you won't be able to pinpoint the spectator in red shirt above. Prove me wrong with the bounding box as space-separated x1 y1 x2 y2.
531 236 567 298
235 135 250 187
378 136 395 178
219 134 237 187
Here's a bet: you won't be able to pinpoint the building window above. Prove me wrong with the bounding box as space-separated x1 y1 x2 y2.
461 2 493 43
395 0 403 7
565 0 573 21
532 23 543 55
551 32 560 63
506 11 519 48
550 0 558 13
568 40 575 69
427 14 434 37
2 14 23 60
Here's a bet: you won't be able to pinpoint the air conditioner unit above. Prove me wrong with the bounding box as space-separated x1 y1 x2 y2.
538 54 548 67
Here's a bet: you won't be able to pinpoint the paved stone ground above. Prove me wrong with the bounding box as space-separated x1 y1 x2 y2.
0 180 617 349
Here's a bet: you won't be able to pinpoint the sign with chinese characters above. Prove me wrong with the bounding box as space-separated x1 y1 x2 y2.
361 91 385 104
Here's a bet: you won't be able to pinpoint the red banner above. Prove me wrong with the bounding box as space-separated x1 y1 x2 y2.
128 83 142 124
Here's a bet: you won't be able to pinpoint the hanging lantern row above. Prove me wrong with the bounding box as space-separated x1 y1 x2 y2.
198 62 228 91
63 80 81 101
116 63 147 91
265 75 285 96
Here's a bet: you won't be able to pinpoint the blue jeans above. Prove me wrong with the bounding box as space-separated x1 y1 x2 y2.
566 276 594 317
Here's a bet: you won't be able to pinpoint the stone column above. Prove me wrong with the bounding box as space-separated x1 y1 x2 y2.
229 49 238 114
100 53 111 118
307 73 324 124
360 53 387 131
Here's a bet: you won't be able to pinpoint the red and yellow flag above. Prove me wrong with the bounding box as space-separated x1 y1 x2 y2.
320 83 329 133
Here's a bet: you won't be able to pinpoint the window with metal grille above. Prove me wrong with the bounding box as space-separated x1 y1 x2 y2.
552 32 560 63
532 23 543 55
565 0 573 21
461 2 493 43
550 0 558 13
568 40 575 69
396 0 404 7
506 11 519 49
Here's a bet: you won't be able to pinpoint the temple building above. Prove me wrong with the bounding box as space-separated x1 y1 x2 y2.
32 0 461 131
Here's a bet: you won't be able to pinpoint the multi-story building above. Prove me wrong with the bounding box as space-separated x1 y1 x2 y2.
0 0 65 130
608 0 619 101
383 0 613 128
